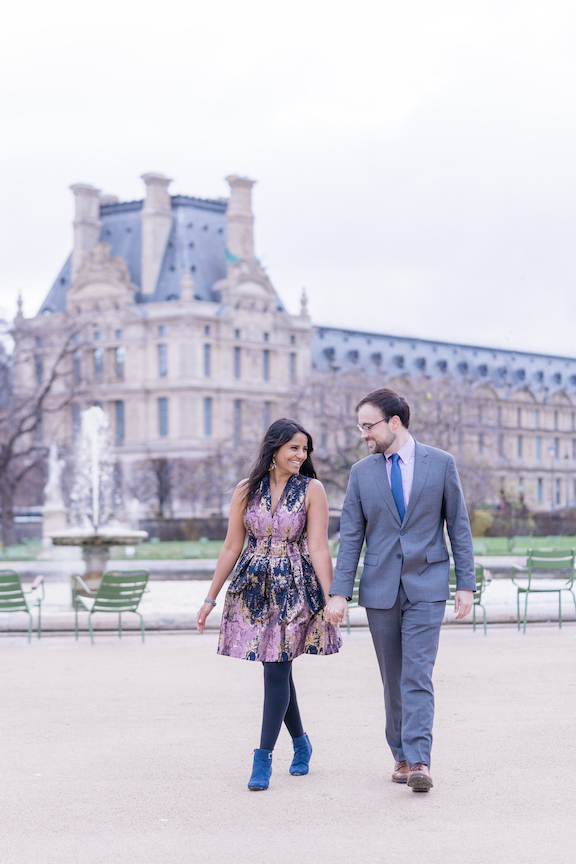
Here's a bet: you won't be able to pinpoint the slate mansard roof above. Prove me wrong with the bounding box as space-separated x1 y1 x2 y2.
312 326 576 397
39 195 228 315
38 189 576 396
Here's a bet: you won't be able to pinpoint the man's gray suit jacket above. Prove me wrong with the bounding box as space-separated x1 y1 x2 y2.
331 441 476 609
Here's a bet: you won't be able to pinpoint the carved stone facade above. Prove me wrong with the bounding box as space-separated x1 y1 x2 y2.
15 174 312 518
310 330 576 512
14 171 576 514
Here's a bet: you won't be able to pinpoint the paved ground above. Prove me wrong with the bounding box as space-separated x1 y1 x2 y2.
1 625 575 864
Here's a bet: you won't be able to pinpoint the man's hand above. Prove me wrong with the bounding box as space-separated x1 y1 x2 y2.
325 594 348 624
454 590 474 620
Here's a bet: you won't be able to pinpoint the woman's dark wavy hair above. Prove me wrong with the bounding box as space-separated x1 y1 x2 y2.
243 418 317 504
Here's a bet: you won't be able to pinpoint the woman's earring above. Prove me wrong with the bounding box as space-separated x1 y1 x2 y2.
270 460 276 470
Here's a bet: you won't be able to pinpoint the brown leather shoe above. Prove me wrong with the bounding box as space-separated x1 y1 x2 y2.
391 760 409 783
407 762 433 792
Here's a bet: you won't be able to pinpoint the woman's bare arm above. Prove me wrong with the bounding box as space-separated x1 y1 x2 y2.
305 479 334 602
196 482 248 633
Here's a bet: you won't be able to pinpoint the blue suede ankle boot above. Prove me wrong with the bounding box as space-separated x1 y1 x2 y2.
248 748 273 791
289 733 313 775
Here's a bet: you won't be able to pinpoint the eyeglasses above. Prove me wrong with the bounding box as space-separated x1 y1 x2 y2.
356 417 391 433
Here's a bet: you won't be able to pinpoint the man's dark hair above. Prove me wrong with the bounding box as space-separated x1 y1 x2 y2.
355 388 410 429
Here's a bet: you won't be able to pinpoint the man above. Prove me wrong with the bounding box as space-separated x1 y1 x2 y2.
326 388 475 792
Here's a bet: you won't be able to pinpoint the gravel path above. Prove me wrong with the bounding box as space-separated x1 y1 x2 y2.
1 625 574 863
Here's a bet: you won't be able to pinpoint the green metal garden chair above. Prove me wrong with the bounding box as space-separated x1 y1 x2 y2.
510 536 533 554
447 563 488 634
345 564 362 635
0 570 44 641
73 569 150 643
485 537 511 555
510 549 576 633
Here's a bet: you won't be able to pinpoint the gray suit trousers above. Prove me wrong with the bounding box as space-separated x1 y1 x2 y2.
366 584 446 767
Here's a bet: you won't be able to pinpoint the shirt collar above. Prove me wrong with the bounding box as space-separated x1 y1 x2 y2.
385 434 415 465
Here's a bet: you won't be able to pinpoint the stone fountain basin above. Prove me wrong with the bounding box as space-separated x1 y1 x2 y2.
49 529 149 599
50 529 148 546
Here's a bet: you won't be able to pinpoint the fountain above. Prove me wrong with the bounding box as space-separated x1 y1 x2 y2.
49 406 147 589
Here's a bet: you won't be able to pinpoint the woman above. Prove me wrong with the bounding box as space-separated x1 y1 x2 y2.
196 418 341 791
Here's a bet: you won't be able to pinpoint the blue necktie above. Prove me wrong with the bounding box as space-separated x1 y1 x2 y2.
390 453 405 522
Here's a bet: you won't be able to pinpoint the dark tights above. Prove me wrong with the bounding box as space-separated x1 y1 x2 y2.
260 661 305 751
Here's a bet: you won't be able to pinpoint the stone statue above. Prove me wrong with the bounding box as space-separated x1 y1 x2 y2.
43 444 65 511
39 443 71 557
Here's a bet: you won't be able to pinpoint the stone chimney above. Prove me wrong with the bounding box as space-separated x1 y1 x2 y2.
70 184 101 277
180 268 194 302
225 175 256 262
141 172 173 295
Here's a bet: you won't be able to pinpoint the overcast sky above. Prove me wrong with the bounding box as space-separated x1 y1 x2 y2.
2 0 575 356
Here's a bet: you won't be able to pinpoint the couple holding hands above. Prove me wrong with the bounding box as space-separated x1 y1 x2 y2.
196 387 475 793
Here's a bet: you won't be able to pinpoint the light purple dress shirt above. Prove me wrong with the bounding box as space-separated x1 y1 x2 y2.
384 434 416 511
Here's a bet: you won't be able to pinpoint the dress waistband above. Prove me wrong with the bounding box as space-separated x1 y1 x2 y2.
251 538 299 556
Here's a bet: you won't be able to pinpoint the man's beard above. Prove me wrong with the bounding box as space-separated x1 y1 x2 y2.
369 433 396 454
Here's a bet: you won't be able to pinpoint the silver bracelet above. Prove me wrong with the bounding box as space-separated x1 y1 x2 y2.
204 598 217 606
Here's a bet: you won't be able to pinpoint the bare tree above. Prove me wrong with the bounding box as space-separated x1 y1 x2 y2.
297 367 495 510
175 441 256 516
298 368 371 500
129 458 174 518
129 440 257 520
0 317 82 547
397 376 495 508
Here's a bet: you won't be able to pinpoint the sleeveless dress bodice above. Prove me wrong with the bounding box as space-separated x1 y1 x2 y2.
218 473 341 662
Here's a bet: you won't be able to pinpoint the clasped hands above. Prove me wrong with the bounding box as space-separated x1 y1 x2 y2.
324 595 348 624
324 590 475 624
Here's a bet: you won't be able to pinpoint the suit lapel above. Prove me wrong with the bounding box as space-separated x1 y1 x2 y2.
371 455 401 525
402 441 429 527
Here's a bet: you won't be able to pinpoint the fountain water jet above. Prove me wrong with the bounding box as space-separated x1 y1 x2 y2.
50 407 147 591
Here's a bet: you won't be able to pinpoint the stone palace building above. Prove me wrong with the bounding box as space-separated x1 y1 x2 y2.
14 172 576 514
